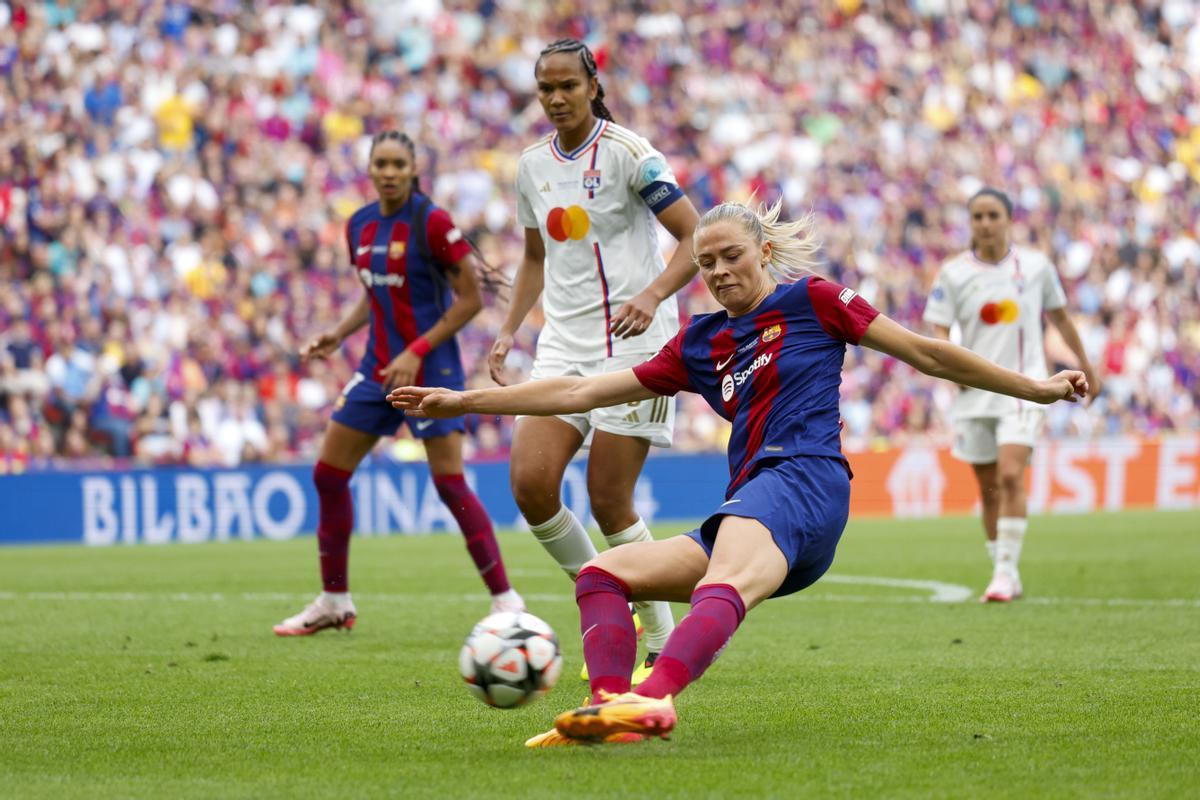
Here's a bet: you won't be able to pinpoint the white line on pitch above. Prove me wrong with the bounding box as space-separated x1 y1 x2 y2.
0 590 1196 608
822 574 973 603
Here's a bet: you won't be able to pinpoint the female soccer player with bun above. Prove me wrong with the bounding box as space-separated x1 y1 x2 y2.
273 131 523 636
388 199 1088 746
924 188 1100 603
488 39 702 679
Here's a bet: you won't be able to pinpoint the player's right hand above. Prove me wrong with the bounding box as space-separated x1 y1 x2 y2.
387 386 466 418
488 333 513 386
301 331 341 361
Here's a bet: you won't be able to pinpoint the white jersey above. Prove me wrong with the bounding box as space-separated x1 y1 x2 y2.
516 119 686 361
923 246 1068 419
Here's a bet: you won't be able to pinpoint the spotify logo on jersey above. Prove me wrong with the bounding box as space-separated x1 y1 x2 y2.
546 206 591 242
721 373 735 402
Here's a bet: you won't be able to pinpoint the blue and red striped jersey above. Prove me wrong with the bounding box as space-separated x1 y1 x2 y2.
633 276 880 495
345 196 473 384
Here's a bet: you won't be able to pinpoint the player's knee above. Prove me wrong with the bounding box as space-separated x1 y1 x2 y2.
575 562 632 602
997 469 1024 497
510 468 560 517
586 482 633 528
312 462 351 495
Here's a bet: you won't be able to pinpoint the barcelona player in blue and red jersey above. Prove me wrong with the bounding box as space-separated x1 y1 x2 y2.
388 199 1088 746
274 131 523 636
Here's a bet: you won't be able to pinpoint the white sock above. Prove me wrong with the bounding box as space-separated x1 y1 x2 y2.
985 539 998 565
529 505 597 580
604 518 675 653
491 588 523 605
995 517 1027 578
321 590 353 609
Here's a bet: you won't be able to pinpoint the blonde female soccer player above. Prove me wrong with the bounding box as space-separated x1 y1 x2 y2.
390 200 1088 746
924 188 1099 602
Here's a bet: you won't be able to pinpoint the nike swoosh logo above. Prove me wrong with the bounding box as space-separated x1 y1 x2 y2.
356 246 371 255
415 419 435 430
721 499 742 506
715 353 735 371
582 623 598 639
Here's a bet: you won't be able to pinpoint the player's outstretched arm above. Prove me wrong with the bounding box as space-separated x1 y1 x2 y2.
860 314 1088 404
387 369 656 418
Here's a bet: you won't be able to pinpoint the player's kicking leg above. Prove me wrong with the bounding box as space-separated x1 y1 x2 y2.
587 431 676 684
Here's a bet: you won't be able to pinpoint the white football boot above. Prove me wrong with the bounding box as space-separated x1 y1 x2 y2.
980 570 1018 603
273 595 357 636
489 589 527 615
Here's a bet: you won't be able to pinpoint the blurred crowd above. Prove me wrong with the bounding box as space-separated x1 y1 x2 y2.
2 0 1199 472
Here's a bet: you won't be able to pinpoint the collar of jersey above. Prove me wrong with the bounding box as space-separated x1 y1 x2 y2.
374 194 415 220
551 119 607 161
970 247 1014 267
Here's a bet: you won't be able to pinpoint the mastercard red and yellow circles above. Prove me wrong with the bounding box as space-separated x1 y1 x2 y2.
546 206 590 242
979 299 1019 325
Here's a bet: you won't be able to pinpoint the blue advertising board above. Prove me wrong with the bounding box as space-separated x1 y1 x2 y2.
0 454 731 546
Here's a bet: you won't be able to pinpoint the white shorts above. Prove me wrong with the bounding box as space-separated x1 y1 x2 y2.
952 407 1046 464
523 352 675 449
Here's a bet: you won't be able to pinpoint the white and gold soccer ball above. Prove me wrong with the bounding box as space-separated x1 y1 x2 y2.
459 611 563 708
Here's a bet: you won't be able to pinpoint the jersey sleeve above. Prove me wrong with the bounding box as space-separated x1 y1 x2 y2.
425 208 472 267
922 268 956 328
807 277 881 345
631 328 692 396
515 158 537 229
344 219 354 266
1041 258 1068 311
629 148 685 215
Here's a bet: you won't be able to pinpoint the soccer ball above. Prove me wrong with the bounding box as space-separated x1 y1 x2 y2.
459 611 563 708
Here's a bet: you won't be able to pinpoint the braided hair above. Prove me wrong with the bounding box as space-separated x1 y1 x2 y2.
367 130 511 301
535 38 614 123
369 130 422 195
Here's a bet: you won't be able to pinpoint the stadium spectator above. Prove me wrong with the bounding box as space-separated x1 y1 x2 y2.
0 0 1196 468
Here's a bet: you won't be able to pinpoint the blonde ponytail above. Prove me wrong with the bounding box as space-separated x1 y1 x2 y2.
693 198 820 283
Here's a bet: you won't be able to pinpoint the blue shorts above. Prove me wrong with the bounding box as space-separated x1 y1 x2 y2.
686 456 851 598
331 372 465 439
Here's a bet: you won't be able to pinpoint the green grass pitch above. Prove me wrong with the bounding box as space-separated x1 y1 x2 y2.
1 509 1197 799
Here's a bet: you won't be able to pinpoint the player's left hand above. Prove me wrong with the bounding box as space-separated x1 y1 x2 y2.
380 350 422 391
609 291 658 339
1033 370 1088 404
386 386 465 418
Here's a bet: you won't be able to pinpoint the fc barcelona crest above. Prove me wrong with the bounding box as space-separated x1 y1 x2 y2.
582 169 602 191
389 241 406 260
761 324 782 343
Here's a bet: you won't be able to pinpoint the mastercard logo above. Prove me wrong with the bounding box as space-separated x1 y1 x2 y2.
979 299 1019 325
546 205 590 242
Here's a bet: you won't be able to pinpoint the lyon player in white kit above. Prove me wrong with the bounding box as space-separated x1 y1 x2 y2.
924 188 1100 602
488 39 701 682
